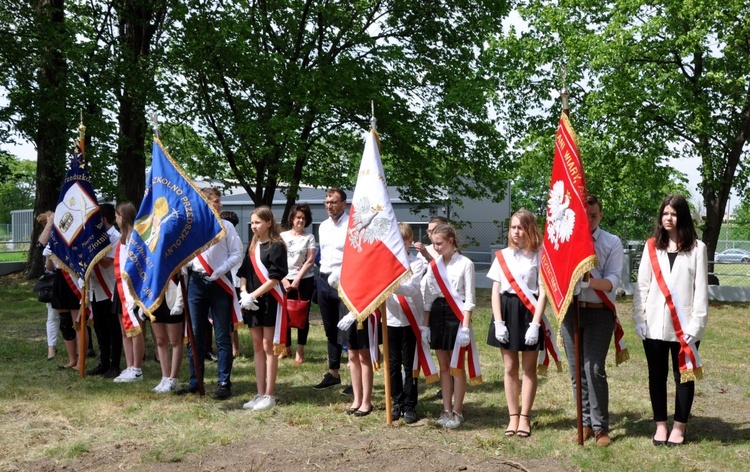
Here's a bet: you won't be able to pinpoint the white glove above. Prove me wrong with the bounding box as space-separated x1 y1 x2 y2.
328 272 340 289
683 333 695 345
635 322 647 341
337 312 356 331
76 277 85 289
573 279 590 295
170 305 183 316
419 326 431 345
494 320 509 344
134 308 146 321
240 290 259 311
456 327 471 347
207 269 223 282
524 322 541 345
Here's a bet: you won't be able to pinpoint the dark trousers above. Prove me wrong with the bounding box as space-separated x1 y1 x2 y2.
317 273 344 370
561 307 615 432
91 297 121 369
643 338 699 423
186 275 234 387
388 325 418 411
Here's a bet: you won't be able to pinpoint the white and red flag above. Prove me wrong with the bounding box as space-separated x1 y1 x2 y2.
339 130 411 323
540 113 598 324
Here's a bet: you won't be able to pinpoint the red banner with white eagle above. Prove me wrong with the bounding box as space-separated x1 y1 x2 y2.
540 113 598 324
339 130 411 323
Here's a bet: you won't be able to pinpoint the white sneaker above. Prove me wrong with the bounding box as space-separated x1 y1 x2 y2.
152 377 168 393
113 367 132 383
435 410 452 427
243 394 263 410
444 411 464 430
166 378 178 392
252 395 276 411
115 367 143 383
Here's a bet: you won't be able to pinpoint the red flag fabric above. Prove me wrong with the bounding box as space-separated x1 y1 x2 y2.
540 113 598 324
339 130 411 322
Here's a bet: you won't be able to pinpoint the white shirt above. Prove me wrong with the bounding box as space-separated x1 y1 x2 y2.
386 253 425 327
190 219 243 279
281 230 317 280
487 247 541 295
318 213 349 276
422 252 476 312
89 225 120 302
579 227 623 305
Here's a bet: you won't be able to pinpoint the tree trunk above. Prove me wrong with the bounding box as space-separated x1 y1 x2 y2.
114 0 167 207
25 0 68 279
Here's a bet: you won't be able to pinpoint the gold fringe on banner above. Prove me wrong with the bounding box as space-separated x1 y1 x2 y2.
616 349 630 366
468 375 483 386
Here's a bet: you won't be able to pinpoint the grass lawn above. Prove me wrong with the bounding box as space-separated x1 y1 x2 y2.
1 273 748 471
0 251 26 262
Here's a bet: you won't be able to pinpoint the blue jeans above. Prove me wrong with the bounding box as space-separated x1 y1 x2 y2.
186 274 233 387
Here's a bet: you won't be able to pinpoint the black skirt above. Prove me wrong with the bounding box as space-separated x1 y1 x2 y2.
243 293 280 328
152 302 183 324
51 269 80 311
429 298 461 351
338 314 382 350
487 292 543 352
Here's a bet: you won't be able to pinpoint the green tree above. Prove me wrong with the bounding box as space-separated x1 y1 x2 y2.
0 152 35 225
165 0 513 223
494 0 750 258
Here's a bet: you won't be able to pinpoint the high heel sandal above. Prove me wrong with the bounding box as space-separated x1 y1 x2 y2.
505 413 519 437
516 414 532 438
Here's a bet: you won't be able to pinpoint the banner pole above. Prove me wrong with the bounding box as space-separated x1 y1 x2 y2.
79 286 87 378
180 274 204 396
380 301 393 424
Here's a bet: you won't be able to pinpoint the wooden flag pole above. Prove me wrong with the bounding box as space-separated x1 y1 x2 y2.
78 116 88 379
380 301 393 424
561 68 584 446
79 288 87 378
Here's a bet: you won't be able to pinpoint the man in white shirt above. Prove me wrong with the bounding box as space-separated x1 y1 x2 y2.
177 188 242 399
312 188 350 392
560 194 623 447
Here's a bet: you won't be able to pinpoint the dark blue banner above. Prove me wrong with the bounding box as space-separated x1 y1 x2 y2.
49 142 111 282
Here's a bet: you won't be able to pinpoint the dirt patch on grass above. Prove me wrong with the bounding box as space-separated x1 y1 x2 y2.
18 425 558 472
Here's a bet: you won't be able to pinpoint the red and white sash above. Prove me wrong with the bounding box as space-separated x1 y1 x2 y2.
589 268 629 365
114 244 141 337
248 243 287 354
429 258 482 385
367 309 381 369
93 264 114 300
647 239 703 382
61 269 92 327
495 250 562 374
397 295 439 383
196 253 243 329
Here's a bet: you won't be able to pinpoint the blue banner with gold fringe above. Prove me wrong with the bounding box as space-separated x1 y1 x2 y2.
122 138 225 317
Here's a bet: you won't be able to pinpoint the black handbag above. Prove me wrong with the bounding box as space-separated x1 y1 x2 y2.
33 272 55 303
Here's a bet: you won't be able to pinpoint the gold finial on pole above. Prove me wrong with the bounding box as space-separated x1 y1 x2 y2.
78 109 86 141
561 66 570 114
370 100 377 131
150 109 160 139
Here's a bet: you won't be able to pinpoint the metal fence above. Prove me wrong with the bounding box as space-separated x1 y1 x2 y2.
624 240 750 287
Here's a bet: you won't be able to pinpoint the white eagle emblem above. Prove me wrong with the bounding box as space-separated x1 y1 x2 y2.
348 196 390 252
546 180 575 250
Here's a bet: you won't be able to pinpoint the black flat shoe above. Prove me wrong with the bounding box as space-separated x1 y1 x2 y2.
354 407 373 417
346 407 360 415
653 439 667 446
666 440 684 447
